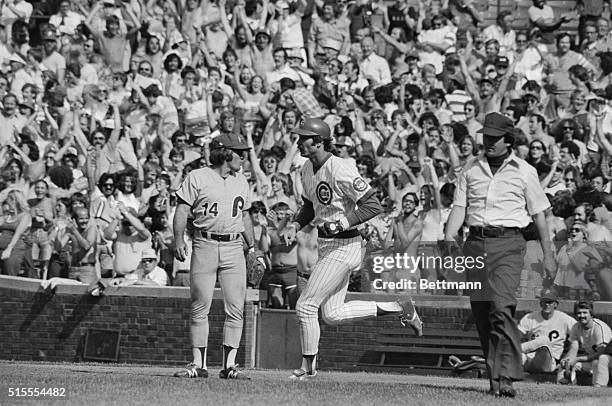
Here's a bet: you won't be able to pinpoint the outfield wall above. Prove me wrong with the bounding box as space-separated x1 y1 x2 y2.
3 276 612 370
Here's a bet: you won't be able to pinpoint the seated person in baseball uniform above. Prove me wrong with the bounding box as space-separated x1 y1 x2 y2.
518 288 576 374
558 301 612 386
259 202 299 309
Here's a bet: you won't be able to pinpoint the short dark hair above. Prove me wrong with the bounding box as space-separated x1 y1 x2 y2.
98 172 115 189
249 200 267 215
209 147 233 166
560 141 580 158
530 113 546 129
574 300 594 317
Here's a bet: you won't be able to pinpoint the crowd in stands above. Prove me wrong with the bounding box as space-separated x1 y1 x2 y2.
2 0 612 307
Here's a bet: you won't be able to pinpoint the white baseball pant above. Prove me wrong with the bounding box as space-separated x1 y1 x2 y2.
296 236 378 355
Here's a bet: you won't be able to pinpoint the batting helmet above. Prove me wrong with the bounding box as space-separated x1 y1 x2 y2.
292 118 331 140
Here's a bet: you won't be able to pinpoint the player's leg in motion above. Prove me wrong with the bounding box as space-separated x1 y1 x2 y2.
174 237 218 378
217 239 250 380
291 237 422 380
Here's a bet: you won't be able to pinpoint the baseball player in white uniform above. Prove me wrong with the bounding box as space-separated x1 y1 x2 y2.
173 133 254 380
280 118 423 380
518 288 576 373
559 301 612 386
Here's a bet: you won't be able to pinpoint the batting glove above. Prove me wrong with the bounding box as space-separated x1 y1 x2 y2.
320 221 343 236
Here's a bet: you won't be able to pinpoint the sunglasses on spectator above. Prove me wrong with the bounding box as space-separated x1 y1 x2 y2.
530 145 543 150
252 209 266 214
570 227 583 233
142 258 156 263
139 67 151 73
565 177 576 182
103 183 115 188
563 126 573 131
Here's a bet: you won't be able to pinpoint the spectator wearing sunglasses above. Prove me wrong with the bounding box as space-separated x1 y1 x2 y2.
119 248 168 287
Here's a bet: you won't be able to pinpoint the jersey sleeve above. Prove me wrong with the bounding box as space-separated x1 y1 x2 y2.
569 323 580 343
523 164 550 215
175 172 199 207
565 314 577 336
518 314 531 336
594 320 612 347
453 166 468 208
241 174 251 211
336 159 371 203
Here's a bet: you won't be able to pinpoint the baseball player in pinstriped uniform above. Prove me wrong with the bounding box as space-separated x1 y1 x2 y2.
172 133 254 380
279 118 424 380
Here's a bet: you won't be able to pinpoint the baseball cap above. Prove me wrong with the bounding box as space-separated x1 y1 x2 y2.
495 55 509 67
255 29 271 40
210 133 250 150
9 53 26 65
41 30 57 41
540 287 558 302
292 118 331 139
141 248 157 260
65 146 78 157
477 112 514 137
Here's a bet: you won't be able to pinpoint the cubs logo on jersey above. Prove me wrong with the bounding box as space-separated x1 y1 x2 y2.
353 177 367 192
316 182 333 205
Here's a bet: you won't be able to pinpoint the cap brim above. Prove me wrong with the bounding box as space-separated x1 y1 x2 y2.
477 126 507 136
292 128 319 137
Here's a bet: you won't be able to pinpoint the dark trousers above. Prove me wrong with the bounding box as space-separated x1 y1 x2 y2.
463 231 526 382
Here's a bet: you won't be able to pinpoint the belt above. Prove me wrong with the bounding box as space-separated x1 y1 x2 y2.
272 265 298 274
297 271 310 280
318 229 361 239
176 270 190 274
197 230 241 241
469 226 521 238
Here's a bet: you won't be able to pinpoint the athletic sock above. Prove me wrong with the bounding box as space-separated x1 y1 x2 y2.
192 347 207 369
223 345 237 370
376 302 402 315
301 354 317 374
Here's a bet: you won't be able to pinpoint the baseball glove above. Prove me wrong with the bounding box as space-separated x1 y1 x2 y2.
246 250 268 288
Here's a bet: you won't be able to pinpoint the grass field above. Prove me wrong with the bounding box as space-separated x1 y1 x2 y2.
1 361 612 406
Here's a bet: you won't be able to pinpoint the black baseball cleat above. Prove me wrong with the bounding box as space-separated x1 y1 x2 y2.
398 299 423 336
173 363 209 378
219 365 251 380
498 377 516 398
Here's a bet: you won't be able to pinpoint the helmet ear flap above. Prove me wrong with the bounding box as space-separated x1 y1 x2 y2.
225 148 234 162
